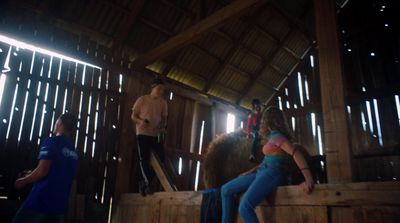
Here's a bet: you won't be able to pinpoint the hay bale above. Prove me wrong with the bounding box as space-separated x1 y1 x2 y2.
202 132 319 188
203 131 260 188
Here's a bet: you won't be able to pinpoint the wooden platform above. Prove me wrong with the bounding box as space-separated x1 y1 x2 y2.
112 181 400 223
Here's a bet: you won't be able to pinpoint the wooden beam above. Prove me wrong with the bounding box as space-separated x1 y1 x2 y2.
166 149 204 162
269 1 315 40
282 102 322 117
117 181 400 206
202 7 267 93
142 68 248 114
132 0 266 68
161 57 177 76
161 0 196 20
149 152 176 192
314 0 353 183
237 28 295 104
217 18 301 60
347 85 400 104
8 1 115 46
264 45 314 106
139 17 223 64
140 17 173 36
252 24 300 59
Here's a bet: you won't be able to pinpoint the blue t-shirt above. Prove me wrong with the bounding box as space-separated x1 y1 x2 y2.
23 135 78 214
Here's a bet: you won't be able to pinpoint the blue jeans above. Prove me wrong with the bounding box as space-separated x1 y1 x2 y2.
12 208 64 223
221 164 286 223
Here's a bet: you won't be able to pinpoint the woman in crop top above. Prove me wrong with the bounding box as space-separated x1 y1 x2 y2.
221 107 314 223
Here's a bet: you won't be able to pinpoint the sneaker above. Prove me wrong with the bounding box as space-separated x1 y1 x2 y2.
139 181 147 197
145 186 153 195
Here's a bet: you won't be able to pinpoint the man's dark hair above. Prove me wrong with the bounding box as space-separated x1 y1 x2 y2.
251 98 261 106
150 78 165 88
59 113 77 133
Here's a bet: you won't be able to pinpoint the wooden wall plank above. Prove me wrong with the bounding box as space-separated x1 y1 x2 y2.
113 182 399 223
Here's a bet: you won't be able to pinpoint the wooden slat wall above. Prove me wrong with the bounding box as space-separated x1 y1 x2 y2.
267 50 327 184
269 32 400 182
269 50 323 156
0 15 124 221
343 28 400 182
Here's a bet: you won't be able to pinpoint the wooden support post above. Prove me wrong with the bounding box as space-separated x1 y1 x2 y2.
149 152 176 192
314 0 353 182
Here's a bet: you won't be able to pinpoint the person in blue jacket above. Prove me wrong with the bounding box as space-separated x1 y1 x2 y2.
12 113 78 223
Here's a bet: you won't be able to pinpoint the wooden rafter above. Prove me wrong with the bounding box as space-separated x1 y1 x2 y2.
217 21 302 60
140 17 222 64
132 0 266 68
264 44 314 107
269 1 315 40
202 7 268 93
237 28 296 104
142 67 248 113
140 17 173 36
237 1 315 104
161 0 196 19
161 54 180 76
112 0 146 50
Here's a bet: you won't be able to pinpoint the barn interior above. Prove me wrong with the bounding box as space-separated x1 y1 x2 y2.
0 0 399 222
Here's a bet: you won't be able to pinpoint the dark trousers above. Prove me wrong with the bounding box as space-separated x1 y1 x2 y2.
136 135 165 186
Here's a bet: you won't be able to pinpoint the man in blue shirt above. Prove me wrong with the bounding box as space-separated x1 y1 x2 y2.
12 114 78 223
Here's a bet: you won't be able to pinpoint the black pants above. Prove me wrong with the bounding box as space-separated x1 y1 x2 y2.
136 135 165 185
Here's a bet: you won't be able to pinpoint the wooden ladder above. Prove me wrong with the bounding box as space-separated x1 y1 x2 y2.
149 152 178 192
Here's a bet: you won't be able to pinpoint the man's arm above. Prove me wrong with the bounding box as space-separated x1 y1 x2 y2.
160 100 168 130
131 110 145 125
15 160 52 190
131 97 147 126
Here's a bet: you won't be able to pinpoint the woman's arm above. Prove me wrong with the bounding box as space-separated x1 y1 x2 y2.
280 142 314 193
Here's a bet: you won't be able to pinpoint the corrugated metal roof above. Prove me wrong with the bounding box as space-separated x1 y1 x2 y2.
243 29 276 58
208 84 241 102
175 46 220 80
259 66 286 89
215 66 250 92
230 48 263 74
196 32 232 59
168 66 206 91
271 49 298 74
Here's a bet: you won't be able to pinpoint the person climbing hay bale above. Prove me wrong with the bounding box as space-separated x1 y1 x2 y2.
203 131 260 188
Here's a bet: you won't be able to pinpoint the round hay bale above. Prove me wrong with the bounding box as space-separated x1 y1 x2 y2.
203 131 260 188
